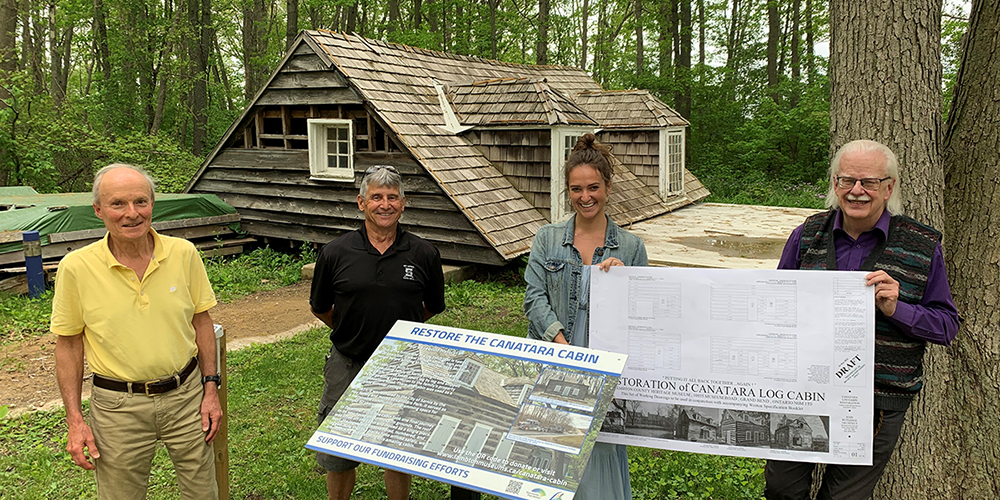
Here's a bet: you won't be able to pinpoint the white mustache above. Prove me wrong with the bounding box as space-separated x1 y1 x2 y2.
845 193 871 202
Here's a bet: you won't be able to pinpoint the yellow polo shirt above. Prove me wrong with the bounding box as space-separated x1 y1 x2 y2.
51 230 217 381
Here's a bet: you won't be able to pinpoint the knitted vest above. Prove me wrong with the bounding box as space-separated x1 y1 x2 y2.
798 210 941 411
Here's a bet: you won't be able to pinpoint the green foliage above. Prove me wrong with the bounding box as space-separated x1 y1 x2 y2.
100 134 203 194
677 72 832 209
630 447 765 500
0 290 53 344
204 245 317 303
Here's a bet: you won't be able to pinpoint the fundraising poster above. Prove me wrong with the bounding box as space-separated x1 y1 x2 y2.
306 320 628 500
589 268 875 466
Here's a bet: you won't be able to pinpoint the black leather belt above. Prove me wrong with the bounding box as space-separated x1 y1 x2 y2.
93 358 198 396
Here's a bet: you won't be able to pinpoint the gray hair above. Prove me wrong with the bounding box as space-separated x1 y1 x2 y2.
92 163 158 205
359 166 404 199
825 140 902 215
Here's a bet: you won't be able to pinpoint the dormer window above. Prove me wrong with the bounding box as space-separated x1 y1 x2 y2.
454 358 484 388
308 119 354 181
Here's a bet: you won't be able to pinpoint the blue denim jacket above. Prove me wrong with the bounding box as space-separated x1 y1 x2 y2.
523 215 648 343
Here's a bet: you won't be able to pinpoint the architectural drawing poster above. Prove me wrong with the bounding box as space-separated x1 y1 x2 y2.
590 268 875 466
306 320 628 500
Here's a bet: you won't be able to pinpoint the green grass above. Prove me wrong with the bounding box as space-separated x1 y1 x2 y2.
0 276 765 499
0 290 53 345
702 177 828 209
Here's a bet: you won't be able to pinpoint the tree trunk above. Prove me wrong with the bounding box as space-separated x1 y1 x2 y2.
443 0 450 50
188 0 210 154
697 0 704 68
677 0 691 117
597 0 607 85
426 0 436 33
48 2 62 105
388 0 400 32
658 0 671 78
138 4 156 132
489 0 499 59
580 0 589 69
767 0 779 102
28 0 43 90
242 0 268 99
286 0 298 50
92 0 111 82
901 1 1000 496
668 0 679 100
790 0 800 82
346 1 357 33
0 0 17 79
537 0 549 64
805 0 815 82
829 0 944 230
412 0 422 29
634 0 642 77
725 0 739 70
213 32 234 111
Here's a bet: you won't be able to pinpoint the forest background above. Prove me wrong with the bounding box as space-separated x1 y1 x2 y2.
0 0 969 203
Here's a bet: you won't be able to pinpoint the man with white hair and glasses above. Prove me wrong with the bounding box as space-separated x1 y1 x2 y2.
764 140 960 499
309 165 446 500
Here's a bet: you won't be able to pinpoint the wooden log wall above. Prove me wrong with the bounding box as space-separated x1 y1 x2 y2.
467 129 553 222
392 388 536 465
189 149 505 265
598 130 660 191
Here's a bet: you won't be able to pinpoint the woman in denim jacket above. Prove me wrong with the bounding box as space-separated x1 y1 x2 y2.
523 133 647 500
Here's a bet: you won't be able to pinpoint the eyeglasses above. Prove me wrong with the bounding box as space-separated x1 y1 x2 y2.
365 165 398 174
834 176 891 190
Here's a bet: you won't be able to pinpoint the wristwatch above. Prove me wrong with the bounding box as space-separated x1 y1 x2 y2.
202 375 222 387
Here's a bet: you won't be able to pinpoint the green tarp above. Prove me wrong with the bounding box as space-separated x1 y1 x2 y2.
0 191 238 254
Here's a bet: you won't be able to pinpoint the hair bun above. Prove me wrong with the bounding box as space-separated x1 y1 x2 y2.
572 133 598 152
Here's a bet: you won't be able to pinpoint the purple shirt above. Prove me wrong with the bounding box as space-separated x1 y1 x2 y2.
779 210 959 346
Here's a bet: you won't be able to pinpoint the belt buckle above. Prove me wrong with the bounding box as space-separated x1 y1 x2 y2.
144 379 162 397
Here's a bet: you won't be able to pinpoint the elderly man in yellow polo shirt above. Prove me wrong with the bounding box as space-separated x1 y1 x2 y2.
52 164 222 500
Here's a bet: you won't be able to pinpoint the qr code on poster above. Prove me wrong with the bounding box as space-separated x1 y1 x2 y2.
505 479 523 494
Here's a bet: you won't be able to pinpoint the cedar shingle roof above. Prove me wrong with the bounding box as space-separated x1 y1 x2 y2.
296 31 697 256
576 90 690 128
449 77 598 127
304 30 616 258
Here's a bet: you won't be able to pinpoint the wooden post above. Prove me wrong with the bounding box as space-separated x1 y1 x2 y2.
213 325 230 500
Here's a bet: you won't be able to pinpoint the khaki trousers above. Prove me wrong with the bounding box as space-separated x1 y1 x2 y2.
90 365 218 500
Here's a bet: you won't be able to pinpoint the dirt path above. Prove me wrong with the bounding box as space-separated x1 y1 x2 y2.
1 281 320 418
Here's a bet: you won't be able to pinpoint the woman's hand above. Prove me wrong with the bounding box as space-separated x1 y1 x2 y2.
553 331 570 344
598 257 624 272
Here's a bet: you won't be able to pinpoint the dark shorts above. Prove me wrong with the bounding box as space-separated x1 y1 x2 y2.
316 346 363 472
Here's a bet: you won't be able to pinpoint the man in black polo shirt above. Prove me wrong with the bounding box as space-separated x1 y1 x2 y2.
310 165 446 500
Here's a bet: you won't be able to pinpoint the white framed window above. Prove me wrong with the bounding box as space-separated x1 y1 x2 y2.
454 358 484 389
550 126 597 222
308 118 354 181
658 127 686 198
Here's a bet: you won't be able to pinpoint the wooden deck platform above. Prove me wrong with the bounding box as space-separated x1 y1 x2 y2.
626 202 823 270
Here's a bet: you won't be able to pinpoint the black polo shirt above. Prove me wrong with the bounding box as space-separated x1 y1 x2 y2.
310 224 446 363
